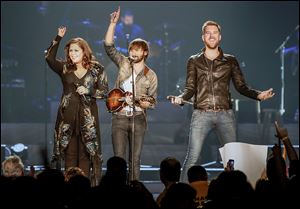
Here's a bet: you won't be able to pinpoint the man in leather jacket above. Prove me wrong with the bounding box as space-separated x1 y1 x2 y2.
171 20 274 182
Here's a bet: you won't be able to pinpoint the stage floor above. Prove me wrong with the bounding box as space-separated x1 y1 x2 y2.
2 123 299 183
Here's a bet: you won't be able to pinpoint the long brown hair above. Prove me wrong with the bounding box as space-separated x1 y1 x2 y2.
64 37 96 71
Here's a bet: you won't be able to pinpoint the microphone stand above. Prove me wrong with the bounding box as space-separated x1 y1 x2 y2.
274 36 290 150
163 23 170 97
126 30 136 181
275 25 299 117
275 36 289 117
129 59 136 182
274 25 298 147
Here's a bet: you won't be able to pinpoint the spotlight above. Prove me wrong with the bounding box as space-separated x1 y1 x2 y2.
10 143 28 164
37 2 48 16
11 143 28 153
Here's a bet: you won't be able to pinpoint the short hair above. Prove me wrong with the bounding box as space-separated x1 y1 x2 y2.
64 166 86 182
202 20 221 35
160 182 197 209
2 155 24 177
160 157 181 182
128 38 150 60
106 156 127 176
187 165 208 183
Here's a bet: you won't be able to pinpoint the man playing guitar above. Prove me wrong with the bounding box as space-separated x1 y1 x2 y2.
104 6 158 181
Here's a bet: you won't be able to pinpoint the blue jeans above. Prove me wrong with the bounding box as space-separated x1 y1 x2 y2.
112 114 146 181
180 109 237 182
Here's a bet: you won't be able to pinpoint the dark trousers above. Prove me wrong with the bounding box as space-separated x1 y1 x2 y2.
65 132 90 177
112 114 146 181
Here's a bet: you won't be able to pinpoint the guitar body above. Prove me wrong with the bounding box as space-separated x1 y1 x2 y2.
106 88 126 113
106 88 156 113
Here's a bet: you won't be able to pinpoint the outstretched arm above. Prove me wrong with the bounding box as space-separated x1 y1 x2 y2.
105 6 120 45
274 121 298 161
103 6 126 68
45 26 67 75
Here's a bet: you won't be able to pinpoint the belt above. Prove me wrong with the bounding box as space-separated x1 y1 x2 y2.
114 110 144 117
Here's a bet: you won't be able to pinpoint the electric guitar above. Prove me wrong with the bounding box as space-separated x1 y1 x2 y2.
106 88 155 113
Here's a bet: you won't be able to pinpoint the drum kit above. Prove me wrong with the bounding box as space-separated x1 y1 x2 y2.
149 22 185 57
147 22 187 98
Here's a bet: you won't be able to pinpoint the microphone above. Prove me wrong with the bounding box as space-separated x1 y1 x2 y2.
74 83 87 102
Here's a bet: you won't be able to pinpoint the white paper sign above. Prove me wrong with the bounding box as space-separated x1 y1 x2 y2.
219 142 268 188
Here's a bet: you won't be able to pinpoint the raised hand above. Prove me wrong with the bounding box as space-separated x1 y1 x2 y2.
257 88 275 101
28 165 35 177
58 26 67 37
274 120 288 139
125 94 133 106
110 6 120 24
271 144 282 157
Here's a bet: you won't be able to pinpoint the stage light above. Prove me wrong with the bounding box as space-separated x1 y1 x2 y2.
37 2 49 16
11 143 28 153
10 143 28 165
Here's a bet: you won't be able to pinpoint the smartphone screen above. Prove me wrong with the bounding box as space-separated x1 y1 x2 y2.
227 159 234 170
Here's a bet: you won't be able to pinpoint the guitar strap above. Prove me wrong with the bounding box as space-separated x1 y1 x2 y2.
143 65 150 76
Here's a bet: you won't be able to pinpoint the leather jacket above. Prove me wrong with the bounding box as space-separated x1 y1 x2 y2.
180 47 261 110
